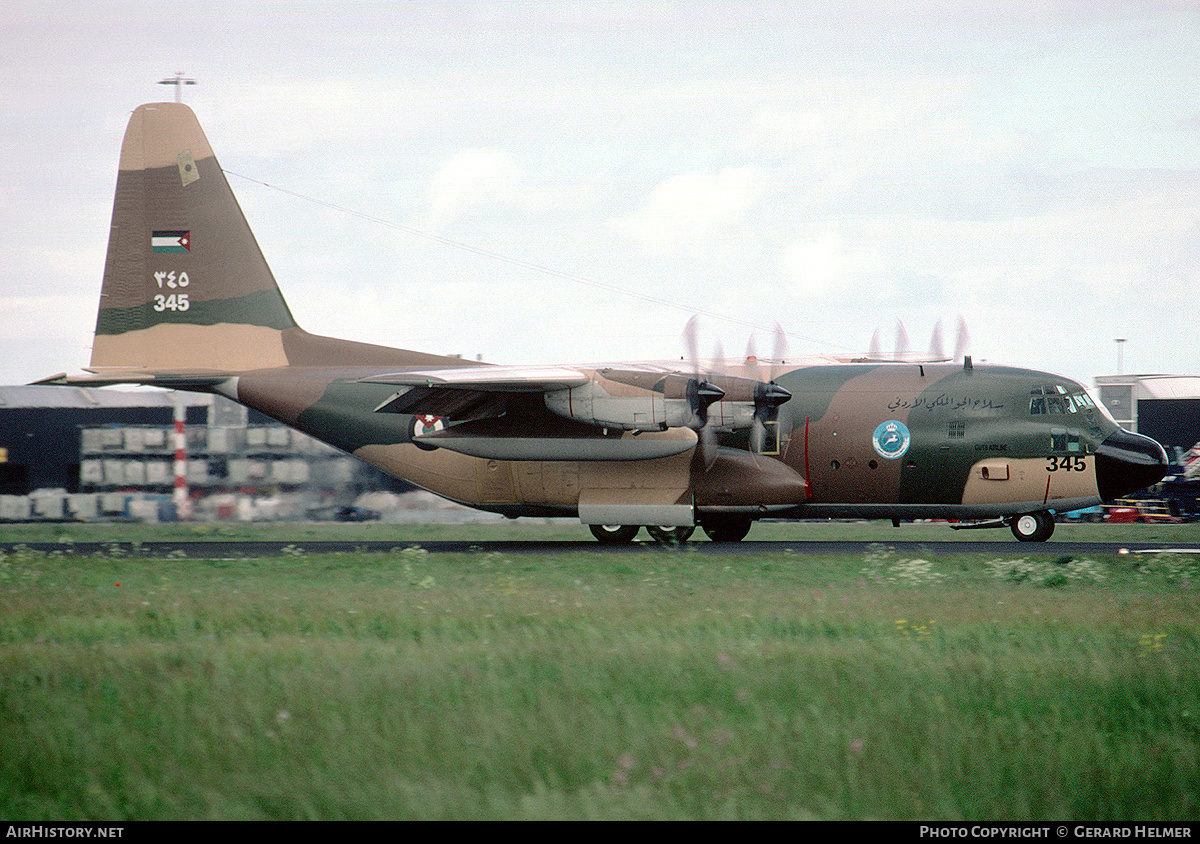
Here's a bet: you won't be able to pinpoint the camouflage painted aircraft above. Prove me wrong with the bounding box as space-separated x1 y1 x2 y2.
40 103 1169 543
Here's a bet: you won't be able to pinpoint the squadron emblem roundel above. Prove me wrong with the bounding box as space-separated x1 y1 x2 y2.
410 414 445 451
871 420 911 460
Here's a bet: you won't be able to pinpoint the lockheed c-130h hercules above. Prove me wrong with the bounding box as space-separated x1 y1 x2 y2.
39 103 1169 543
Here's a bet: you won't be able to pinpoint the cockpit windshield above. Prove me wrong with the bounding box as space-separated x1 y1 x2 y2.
1084 386 1120 427
1028 384 1094 414
1028 383 1111 436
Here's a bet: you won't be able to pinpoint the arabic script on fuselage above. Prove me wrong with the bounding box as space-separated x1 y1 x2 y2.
887 394 1005 413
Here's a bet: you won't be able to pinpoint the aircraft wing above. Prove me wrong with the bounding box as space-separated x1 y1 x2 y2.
361 365 593 420
360 364 705 461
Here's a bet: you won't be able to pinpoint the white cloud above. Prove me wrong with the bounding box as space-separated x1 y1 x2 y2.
779 225 889 297
613 165 770 248
427 148 522 226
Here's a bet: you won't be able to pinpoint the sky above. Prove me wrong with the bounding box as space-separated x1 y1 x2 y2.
3 0 1199 389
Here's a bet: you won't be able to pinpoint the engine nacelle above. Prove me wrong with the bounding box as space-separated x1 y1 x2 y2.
544 379 686 431
544 377 759 432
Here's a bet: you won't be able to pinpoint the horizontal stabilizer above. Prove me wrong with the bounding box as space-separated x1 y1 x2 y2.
33 369 233 390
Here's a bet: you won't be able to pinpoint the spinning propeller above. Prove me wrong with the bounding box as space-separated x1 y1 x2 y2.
868 317 971 362
682 317 792 468
744 323 791 454
682 317 725 468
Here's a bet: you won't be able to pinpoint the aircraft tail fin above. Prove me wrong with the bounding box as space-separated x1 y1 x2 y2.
91 102 297 372
90 102 298 375
74 102 474 385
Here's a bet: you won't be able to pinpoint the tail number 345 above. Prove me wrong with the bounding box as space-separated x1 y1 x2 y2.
1046 456 1086 472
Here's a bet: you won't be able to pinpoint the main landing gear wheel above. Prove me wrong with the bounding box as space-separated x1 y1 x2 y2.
1010 511 1055 542
646 525 696 545
589 524 640 544
701 516 753 543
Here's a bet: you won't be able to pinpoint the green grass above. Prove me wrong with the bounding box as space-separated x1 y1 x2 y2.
3 517 1200 545
1 530 1198 820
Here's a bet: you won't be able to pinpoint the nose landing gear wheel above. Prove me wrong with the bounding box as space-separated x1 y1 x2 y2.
1010 511 1055 542
589 524 640 544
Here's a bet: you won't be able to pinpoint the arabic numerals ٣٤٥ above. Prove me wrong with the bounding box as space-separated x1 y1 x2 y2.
152 270 191 311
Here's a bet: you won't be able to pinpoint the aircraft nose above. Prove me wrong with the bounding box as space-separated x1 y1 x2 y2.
1095 428 1169 502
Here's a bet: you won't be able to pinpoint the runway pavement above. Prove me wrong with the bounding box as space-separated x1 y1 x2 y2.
4 538 1199 558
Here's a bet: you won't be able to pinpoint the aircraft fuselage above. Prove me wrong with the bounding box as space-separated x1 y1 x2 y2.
222 356 1163 534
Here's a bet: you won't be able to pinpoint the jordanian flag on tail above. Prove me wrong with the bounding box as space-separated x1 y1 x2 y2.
152 230 191 252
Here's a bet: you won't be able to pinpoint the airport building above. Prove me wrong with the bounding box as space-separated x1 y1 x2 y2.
0 385 410 521
0 386 207 495
1094 374 1200 462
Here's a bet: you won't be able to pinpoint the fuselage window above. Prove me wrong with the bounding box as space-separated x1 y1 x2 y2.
1050 427 1082 453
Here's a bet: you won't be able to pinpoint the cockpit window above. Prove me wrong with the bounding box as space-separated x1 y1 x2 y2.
1030 384 1108 441
1030 387 1096 416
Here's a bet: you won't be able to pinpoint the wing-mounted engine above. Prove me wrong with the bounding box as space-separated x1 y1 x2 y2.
361 362 789 462
542 368 715 432
362 365 702 461
542 367 790 437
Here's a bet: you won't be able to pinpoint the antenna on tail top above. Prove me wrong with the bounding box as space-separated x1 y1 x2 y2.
157 72 196 103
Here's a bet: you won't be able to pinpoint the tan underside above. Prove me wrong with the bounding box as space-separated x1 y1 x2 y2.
90 323 288 372
355 442 696 509
961 456 1099 507
355 443 499 507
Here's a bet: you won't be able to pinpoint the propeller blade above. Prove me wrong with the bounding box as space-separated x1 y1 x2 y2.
709 339 724 425
699 423 719 471
770 322 787 381
954 315 971 360
894 321 910 361
929 319 946 360
750 419 765 454
683 316 700 375
745 335 759 382
680 317 725 471
868 328 882 360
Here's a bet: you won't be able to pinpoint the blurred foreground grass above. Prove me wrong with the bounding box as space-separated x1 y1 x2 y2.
3 517 1200 545
0 530 1197 820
